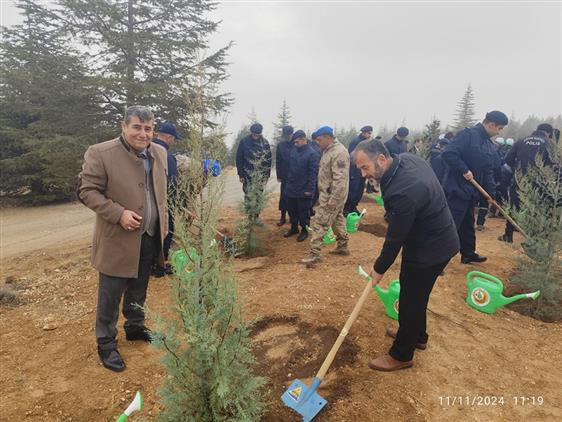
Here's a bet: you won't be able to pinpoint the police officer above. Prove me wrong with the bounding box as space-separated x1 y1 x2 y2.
353 139 459 371
276 125 294 226
284 130 320 242
441 111 508 264
236 122 272 221
302 126 350 266
429 135 452 184
152 121 180 277
344 125 373 216
385 127 409 156
499 123 554 243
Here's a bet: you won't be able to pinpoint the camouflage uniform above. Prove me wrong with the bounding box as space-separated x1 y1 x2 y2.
309 139 350 256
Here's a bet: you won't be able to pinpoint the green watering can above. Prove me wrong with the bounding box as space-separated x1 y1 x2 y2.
367 193 384 206
346 208 367 233
116 391 142 422
466 271 540 314
170 247 200 277
358 267 399 320
306 226 337 245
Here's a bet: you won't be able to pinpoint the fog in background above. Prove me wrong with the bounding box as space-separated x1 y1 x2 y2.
3 0 561 144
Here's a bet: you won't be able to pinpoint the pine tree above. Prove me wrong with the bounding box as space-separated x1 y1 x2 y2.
152 79 265 420
335 126 358 148
272 99 292 145
54 0 232 127
453 84 476 131
510 139 562 322
423 116 441 142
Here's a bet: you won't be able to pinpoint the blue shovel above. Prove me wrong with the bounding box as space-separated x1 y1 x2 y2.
281 266 375 421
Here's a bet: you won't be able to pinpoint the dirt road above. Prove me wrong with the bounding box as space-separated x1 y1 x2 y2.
0 173 279 262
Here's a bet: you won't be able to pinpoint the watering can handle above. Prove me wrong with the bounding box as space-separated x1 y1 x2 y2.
316 266 374 380
467 271 503 285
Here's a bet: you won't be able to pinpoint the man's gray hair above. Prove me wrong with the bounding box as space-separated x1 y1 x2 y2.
352 139 389 162
124 105 154 124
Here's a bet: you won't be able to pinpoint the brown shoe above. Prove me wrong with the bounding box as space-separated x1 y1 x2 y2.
385 327 427 350
329 247 350 256
368 354 413 371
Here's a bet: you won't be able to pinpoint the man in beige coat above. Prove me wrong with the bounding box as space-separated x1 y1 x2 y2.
78 105 168 372
302 126 350 267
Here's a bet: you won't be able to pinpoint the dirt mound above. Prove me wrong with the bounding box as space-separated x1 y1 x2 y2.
359 223 387 237
251 315 359 421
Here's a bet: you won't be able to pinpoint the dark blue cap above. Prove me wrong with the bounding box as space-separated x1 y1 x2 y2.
537 123 553 136
291 130 306 142
485 111 509 125
282 125 294 136
315 126 334 137
397 127 409 137
311 131 318 140
360 125 373 133
250 123 263 134
159 121 181 139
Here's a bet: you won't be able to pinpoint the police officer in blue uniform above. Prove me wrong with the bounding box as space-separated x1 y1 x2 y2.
441 111 509 264
385 127 409 156
344 125 373 215
284 130 320 242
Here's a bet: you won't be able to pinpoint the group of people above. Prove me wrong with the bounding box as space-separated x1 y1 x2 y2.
78 104 559 374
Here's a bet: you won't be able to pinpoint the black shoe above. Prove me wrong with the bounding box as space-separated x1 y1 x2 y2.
498 234 513 243
152 265 166 278
461 254 487 264
296 229 308 242
277 217 286 227
126 326 153 342
284 227 299 238
98 348 125 372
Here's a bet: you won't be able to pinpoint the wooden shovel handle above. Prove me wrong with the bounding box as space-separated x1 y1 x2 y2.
316 277 374 380
469 178 528 238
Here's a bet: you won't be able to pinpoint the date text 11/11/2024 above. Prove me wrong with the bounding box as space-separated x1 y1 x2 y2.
439 396 544 406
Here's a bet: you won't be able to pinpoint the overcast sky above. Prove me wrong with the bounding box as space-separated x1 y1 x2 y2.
2 0 561 143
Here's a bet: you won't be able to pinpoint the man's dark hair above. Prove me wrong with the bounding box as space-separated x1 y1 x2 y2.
353 139 390 161
124 105 154 124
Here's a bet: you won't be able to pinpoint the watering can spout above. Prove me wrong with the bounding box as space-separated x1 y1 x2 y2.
500 290 541 306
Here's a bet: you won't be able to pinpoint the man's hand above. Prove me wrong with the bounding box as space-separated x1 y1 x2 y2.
463 170 474 181
239 177 245 184
119 210 142 231
304 192 312 197
368 269 384 286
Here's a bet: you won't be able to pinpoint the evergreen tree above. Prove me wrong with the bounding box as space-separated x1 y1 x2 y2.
54 0 232 127
453 84 476 131
152 84 265 420
423 116 441 142
272 98 292 145
0 0 105 203
335 126 358 148
510 139 562 322
228 125 250 167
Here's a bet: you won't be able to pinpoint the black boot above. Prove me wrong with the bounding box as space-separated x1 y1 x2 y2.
277 212 287 227
284 226 299 237
498 233 513 243
98 347 126 372
126 326 153 342
461 254 487 264
296 228 308 242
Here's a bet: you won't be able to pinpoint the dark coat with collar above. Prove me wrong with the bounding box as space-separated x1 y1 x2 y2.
236 135 272 182
385 135 408 155
78 137 168 278
374 154 459 274
285 144 320 198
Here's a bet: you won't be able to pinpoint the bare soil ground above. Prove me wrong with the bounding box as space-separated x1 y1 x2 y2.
1 194 561 421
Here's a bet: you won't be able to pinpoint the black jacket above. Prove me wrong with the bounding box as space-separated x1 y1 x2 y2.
374 154 460 274
348 135 366 180
285 144 320 198
429 146 447 184
505 131 553 174
441 123 497 201
236 135 272 182
385 135 408 156
275 136 293 181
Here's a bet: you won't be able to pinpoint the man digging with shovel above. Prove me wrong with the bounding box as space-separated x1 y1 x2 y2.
353 139 460 371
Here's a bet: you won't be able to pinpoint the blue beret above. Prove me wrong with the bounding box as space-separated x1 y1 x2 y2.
159 121 181 139
397 127 409 137
485 111 508 125
311 131 318 140
250 123 263 134
360 125 373 133
282 125 294 136
315 126 334 137
291 129 306 142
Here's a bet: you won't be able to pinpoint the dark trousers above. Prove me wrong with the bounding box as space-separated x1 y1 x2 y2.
96 233 158 351
278 180 288 214
389 259 450 362
476 197 488 226
344 177 366 215
447 196 476 257
163 209 174 260
505 184 520 237
287 197 312 229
